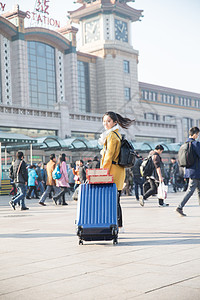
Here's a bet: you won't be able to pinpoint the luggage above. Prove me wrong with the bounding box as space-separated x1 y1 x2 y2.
76 183 118 245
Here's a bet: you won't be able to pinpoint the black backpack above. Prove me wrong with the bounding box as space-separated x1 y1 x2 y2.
140 155 155 177
178 141 195 168
113 132 136 168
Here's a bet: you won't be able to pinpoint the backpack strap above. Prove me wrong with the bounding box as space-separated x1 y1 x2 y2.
112 131 121 165
113 131 121 141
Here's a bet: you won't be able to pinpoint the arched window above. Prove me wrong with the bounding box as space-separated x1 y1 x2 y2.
27 41 57 108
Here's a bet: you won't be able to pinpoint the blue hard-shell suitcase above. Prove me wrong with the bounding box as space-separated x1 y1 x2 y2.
76 183 118 245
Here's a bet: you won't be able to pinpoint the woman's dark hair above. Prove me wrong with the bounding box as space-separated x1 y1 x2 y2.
155 144 164 151
103 111 135 129
58 153 66 164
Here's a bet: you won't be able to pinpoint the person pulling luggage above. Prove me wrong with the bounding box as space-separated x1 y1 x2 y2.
98 111 135 232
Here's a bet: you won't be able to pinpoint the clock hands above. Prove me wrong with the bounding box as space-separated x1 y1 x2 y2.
118 23 124 33
92 23 97 34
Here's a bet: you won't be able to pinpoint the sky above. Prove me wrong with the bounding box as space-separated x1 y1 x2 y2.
2 0 200 94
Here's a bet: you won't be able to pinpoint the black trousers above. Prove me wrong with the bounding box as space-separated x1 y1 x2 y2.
27 186 39 198
117 191 123 227
143 178 164 205
54 187 68 204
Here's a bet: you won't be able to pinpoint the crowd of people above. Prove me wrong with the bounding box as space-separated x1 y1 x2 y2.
122 154 188 200
8 112 200 225
8 152 100 210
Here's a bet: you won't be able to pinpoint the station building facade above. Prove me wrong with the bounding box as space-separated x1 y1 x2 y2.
0 0 200 163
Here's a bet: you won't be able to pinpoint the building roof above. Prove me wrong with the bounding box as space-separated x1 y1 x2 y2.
0 132 37 146
69 1 143 23
139 82 200 99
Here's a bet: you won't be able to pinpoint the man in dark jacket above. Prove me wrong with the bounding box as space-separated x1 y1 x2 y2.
176 127 200 216
79 160 86 183
169 157 179 192
142 145 169 207
132 156 144 201
91 156 100 169
9 151 29 210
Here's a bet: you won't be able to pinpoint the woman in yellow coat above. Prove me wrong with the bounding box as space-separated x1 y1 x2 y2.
98 111 134 230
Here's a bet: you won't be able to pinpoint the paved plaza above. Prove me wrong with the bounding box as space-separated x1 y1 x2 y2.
0 190 200 300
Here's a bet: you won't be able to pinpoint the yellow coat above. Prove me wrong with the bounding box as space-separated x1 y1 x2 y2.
100 129 125 190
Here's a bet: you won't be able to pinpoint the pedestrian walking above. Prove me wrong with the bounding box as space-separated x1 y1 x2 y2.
72 160 86 190
9 162 17 196
26 165 39 199
39 154 60 206
142 145 169 207
169 157 179 192
31 162 44 197
68 163 75 192
91 156 100 169
132 155 144 201
176 127 200 216
98 111 134 232
9 151 29 211
53 153 70 205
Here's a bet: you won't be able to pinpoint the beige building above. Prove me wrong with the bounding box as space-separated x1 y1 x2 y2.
0 0 200 164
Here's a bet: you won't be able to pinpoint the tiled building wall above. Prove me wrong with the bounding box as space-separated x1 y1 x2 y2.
64 52 78 111
11 39 29 107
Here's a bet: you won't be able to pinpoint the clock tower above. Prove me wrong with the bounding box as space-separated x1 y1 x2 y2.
69 0 143 118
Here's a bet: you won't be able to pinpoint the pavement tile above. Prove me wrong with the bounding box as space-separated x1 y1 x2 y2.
132 284 200 300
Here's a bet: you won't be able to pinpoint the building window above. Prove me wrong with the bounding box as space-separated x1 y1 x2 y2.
77 61 90 112
161 94 175 104
183 117 193 139
0 126 56 138
124 87 131 101
135 135 175 143
163 115 175 123
71 131 100 140
179 97 191 107
195 99 200 108
144 113 159 121
123 60 130 73
142 90 157 101
27 41 57 108
196 120 200 127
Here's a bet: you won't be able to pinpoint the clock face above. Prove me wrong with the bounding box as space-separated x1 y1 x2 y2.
115 19 128 42
85 19 100 44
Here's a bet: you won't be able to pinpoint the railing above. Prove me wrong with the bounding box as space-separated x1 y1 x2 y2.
0 105 61 118
69 112 176 128
135 120 176 129
69 112 102 122
0 105 176 128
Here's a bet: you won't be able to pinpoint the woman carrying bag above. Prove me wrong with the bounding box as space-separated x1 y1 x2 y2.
98 111 134 232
